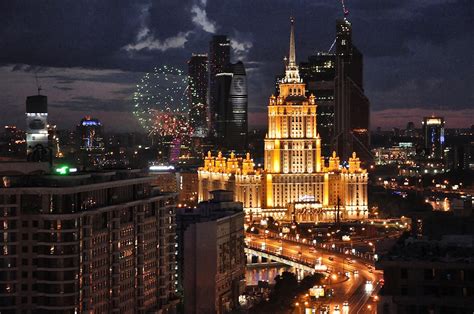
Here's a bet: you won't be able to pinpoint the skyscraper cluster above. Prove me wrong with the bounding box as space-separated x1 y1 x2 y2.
299 19 370 163
187 35 248 152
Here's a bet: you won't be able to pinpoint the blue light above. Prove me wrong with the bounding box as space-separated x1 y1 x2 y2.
81 120 100 126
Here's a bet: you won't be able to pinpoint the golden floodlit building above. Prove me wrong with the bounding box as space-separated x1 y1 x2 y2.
198 18 368 222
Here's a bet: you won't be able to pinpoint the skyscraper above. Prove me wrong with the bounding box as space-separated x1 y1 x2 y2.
26 94 51 162
422 116 445 159
77 116 104 168
188 54 208 136
300 53 336 158
334 18 370 163
215 61 248 151
209 35 231 135
198 18 368 222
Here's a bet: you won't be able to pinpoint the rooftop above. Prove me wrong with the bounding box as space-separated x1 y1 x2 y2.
379 235 474 264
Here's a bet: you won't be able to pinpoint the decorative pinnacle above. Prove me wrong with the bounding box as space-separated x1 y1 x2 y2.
289 17 296 66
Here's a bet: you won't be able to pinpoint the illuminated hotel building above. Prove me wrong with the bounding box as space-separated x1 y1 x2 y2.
198 18 368 222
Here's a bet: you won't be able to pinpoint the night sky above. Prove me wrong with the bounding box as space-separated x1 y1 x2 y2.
1 0 472 132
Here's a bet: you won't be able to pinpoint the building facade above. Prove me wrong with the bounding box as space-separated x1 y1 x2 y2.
334 18 371 163
377 238 474 313
300 53 336 158
177 190 245 314
422 116 445 159
209 35 231 135
198 18 368 222
76 116 105 169
215 62 248 151
0 167 178 313
26 95 51 163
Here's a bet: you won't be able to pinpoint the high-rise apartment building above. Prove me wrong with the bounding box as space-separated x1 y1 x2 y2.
209 35 231 135
76 116 105 168
334 18 371 163
422 116 445 159
0 165 178 313
188 54 209 136
215 61 248 151
26 95 51 163
177 190 245 314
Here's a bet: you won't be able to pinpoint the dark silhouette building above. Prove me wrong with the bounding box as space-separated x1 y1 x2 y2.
300 53 336 158
214 62 248 151
209 35 231 135
334 18 371 163
188 54 209 137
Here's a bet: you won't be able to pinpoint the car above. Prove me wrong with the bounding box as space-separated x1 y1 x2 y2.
320 305 330 314
328 256 334 261
333 305 340 313
353 270 359 276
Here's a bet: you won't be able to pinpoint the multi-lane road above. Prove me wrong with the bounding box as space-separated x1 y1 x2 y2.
247 235 383 313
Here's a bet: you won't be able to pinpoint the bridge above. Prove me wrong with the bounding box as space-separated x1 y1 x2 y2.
245 242 327 277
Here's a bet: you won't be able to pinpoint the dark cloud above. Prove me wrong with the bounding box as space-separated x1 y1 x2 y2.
0 0 472 130
51 96 131 113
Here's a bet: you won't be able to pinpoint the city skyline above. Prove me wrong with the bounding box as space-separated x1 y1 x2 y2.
1 1 472 131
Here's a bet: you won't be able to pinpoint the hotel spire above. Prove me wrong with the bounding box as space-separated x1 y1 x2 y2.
284 17 301 83
289 17 296 66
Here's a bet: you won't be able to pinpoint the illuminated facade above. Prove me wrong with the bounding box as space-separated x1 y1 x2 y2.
26 95 51 162
198 18 368 222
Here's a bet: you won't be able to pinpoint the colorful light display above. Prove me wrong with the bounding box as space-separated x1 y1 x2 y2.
133 66 196 139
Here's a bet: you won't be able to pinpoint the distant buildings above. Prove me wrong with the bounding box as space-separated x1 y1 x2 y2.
26 94 51 162
177 190 245 314
188 54 209 136
0 125 26 159
209 35 231 135
77 116 105 168
422 116 445 159
334 19 371 163
215 61 248 151
0 165 178 313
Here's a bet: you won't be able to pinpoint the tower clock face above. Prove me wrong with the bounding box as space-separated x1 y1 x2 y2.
29 118 45 130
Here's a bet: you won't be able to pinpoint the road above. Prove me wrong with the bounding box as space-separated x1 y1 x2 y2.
247 235 382 313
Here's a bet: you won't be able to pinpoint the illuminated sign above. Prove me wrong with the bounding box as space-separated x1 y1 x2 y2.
149 165 175 171
81 120 101 126
54 165 77 175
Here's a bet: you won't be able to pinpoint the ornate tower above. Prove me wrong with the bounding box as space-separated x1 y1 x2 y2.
264 18 323 211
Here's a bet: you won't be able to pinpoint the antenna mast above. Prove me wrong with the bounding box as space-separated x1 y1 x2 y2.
34 72 42 95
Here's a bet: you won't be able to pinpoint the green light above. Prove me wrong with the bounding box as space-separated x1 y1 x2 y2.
55 166 69 175
54 165 77 175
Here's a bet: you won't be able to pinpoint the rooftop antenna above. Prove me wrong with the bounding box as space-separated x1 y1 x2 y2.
341 0 349 17
34 72 42 95
327 0 350 52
